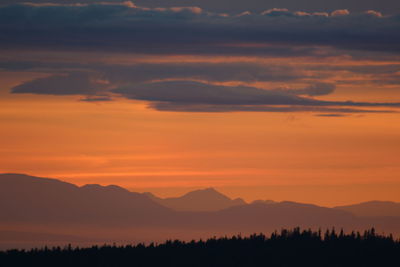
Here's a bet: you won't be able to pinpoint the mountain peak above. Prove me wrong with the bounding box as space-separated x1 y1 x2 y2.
147 188 246 212
183 187 228 199
204 187 218 192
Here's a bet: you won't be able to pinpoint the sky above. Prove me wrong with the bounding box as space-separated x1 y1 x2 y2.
0 1 400 206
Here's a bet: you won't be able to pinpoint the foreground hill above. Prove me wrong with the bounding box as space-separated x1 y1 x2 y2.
144 188 246 211
1 173 400 249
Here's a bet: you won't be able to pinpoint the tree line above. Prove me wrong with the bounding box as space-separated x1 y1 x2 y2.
1 228 399 267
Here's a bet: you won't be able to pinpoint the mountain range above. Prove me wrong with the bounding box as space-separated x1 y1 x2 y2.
1 173 399 249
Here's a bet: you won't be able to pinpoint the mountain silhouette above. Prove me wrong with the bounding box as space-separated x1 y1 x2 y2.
1 173 400 249
0 173 172 226
251 199 276 205
144 188 246 211
335 201 400 217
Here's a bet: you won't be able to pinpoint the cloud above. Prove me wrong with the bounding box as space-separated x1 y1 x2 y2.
2 0 400 15
331 9 350 16
149 102 396 113
5 56 400 113
11 73 109 95
0 3 399 56
80 96 113 102
113 80 321 105
5 59 400 90
365 10 383 17
100 62 304 84
7 61 307 94
315 113 347 117
2 3 400 114
261 8 290 15
279 83 336 96
305 64 400 86
10 68 400 113
307 64 400 75
112 80 400 112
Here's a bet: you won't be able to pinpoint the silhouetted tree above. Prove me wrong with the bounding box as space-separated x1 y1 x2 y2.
0 228 398 267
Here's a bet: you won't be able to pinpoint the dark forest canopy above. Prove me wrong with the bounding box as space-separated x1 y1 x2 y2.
1 228 399 267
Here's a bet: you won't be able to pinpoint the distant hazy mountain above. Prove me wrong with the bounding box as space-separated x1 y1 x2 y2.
1 173 400 249
144 188 246 211
0 173 172 226
335 201 400 217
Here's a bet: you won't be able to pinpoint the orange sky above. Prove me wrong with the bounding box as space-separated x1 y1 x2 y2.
1 59 400 207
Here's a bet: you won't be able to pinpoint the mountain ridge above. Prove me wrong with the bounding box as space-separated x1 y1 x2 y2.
335 200 400 217
1 173 400 249
2 173 399 216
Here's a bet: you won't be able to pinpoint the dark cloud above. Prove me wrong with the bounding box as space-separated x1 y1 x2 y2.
2 0 400 15
149 102 395 113
7 61 310 98
280 83 336 96
3 58 399 90
1 60 304 83
10 71 400 112
3 3 400 114
101 63 303 83
4 59 400 91
11 73 108 95
315 113 347 117
305 64 400 86
80 96 113 102
113 80 321 105
113 80 400 111
0 3 399 56
307 64 400 75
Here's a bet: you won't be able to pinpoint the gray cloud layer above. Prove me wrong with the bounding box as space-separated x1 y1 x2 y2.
0 3 399 56
2 0 400 15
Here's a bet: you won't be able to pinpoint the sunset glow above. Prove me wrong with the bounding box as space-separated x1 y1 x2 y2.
1 1 400 207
